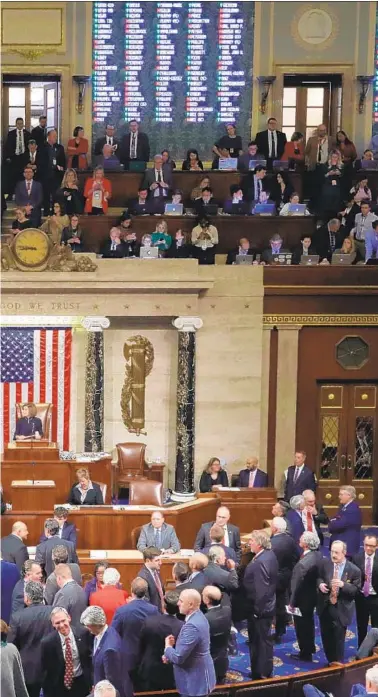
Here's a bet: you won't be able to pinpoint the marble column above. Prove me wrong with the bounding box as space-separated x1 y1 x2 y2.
171 317 203 501
274 324 302 494
81 316 110 452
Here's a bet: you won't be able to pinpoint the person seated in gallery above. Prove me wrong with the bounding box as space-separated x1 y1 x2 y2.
39 506 77 545
166 189 185 213
14 402 43 440
94 123 119 157
11 207 33 235
137 511 181 554
14 165 43 227
182 149 204 171
349 175 372 203
40 201 70 245
261 233 290 265
223 184 248 215
83 166 112 215
279 192 310 217
281 131 305 169
226 237 257 265
95 143 122 171
237 456 268 488
332 235 356 263
193 187 217 216
67 467 104 505
128 187 154 216
190 175 211 201
213 123 243 160
191 215 218 265
242 164 269 202
161 148 176 172
61 214 83 253
338 196 361 235
271 171 294 212
100 227 127 258
151 220 172 253
237 141 262 173
165 229 192 259
291 233 317 265
142 153 173 203
199 457 229 492
201 524 237 562
66 126 89 170
55 168 84 215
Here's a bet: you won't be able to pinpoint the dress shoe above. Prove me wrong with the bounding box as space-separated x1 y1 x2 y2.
290 652 313 661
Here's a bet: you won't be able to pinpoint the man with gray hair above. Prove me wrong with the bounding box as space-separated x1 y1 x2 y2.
329 485 362 557
243 530 278 679
286 495 306 545
81 606 131 697
44 545 82 605
52 563 87 626
8 581 53 697
270 517 300 643
289 532 322 661
89 567 128 624
35 518 78 576
141 152 172 202
303 662 378 696
94 681 116 697
203 546 238 595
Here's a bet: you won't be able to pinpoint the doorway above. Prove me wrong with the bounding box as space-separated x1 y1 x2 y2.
282 73 342 142
2 74 61 141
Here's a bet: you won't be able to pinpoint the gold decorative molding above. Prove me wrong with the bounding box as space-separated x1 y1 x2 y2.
121 336 154 435
264 315 378 327
291 3 339 52
6 47 57 62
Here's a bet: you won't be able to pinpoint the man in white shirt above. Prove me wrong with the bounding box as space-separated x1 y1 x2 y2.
255 117 287 168
94 124 119 157
352 534 378 647
352 201 378 259
142 154 173 199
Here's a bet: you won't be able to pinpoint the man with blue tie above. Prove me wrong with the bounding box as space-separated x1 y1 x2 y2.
328 485 362 558
237 457 268 488
284 450 317 502
137 511 180 554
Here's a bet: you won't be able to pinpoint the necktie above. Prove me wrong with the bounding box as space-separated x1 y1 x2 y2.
248 470 256 488
155 528 161 548
153 570 165 612
131 133 136 159
306 510 313 532
293 467 300 483
111 242 116 251
271 132 276 159
330 563 340 605
363 556 372 597
329 232 336 250
17 131 22 155
318 142 322 163
27 182 31 195
64 636 74 688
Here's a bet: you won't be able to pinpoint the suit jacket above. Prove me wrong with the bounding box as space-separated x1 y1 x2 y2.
198 469 229 493
305 135 335 170
35 536 78 576
203 562 239 593
52 580 87 626
317 558 361 627
142 166 173 195
30 124 47 146
120 132 150 164
44 563 82 605
223 199 249 215
139 612 183 690
313 505 329 546
94 136 120 157
292 245 318 266
39 521 77 547
1 560 20 624
177 571 208 596
237 468 268 488
271 532 300 590
286 509 305 545
352 551 378 594
202 543 237 563
205 604 232 677
43 143 66 176
93 625 132 697
137 522 180 553
67 482 104 505
111 597 159 670
165 242 192 259
99 240 127 259
284 464 317 501
8 604 54 685
10 579 25 619
0 534 29 571
328 501 362 556
290 550 324 612
261 246 290 265
4 128 31 159
226 247 256 265
243 549 278 617
41 626 92 697
164 609 216 697
194 521 242 563
22 147 46 179
313 224 347 262
137 564 165 611
255 129 287 161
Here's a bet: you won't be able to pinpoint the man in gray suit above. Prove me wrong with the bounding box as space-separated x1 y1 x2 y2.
137 511 180 554
52 563 87 626
141 154 173 202
44 546 82 605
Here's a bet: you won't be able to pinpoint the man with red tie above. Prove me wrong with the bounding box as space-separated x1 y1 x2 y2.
237 457 268 488
352 534 378 647
137 547 165 613
302 489 329 546
284 450 317 502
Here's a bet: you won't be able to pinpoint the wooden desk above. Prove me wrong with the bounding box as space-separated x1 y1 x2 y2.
11 481 56 511
198 488 277 531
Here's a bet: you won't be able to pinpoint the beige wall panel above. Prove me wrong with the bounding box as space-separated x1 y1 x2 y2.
2 7 63 46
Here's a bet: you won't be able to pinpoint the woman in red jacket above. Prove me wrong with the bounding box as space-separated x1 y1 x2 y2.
83 166 112 214
281 131 305 168
67 126 89 170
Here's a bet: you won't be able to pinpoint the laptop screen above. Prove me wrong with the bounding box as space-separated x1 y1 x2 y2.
219 158 238 170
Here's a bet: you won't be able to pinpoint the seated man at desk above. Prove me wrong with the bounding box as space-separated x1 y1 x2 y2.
137 511 181 554
67 467 104 505
14 402 43 440
39 506 77 546
194 506 241 563
237 456 268 488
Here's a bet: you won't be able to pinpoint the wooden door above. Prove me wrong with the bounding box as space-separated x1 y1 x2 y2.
317 383 377 523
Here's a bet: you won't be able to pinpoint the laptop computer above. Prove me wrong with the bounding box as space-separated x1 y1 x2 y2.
331 253 355 265
361 160 378 170
252 203 276 216
203 204 219 216
235 254 253 265
300 254 319 266
219 158 238 170
164 203 183 215
129 160 146 172
273 160 289 171
249 158 267 170
272 253 292 265
140 247 158 259
288 203 307 215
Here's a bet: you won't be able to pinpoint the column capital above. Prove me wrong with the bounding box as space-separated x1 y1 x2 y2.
172 316 203 333
276 324 303 331
81 316 110 332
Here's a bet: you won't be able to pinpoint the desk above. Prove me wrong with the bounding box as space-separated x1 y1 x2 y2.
197 488 277 531
77 550 189 589
11 481 56 511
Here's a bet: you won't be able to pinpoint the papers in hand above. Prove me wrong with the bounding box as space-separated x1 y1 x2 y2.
285 605 302 617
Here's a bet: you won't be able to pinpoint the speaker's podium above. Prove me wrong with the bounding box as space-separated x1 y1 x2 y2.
4 440 60 461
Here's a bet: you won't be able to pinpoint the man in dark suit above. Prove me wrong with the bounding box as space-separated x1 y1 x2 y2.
328 485 362 557
203 547 239 596
243 164 269 202
202 524 237 563
44 545 82 605
173 553 209 596
42 128 66 215
1 521 29 570
31 115 47 147
127 187 154 215
142 153 172 202
112 577 158 674
23 139 45 181
317 540 361 664
202 585 232 683
313 217 346 263
94 124 120 157
1 559 20 625
14 165 43 226
8 580 54 697
261 233 290 265
138 591 183 690
352 534 378 647
270 517 300 642
226 237 256 265
35 518 78 576
41 606 92 697
303 489 329 546
120 119 150 168
52 564 87 627
289 531 323 661
284 450 317 501
286 495 306 545
194 506 242 563
237 456 268 487
3 117 31 196
11 560 43 619
81 605 132 697
243 530 278 680
39 507 77 546
255 117 287 169
137 546 165 611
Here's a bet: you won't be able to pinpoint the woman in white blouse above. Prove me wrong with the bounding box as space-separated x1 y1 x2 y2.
279 192 310 216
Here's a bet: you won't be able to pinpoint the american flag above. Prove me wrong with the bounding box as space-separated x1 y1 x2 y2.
0 327 72 452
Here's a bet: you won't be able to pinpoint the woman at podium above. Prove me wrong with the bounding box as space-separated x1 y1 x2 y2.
14 403 43 440
199 457 229 492
67 467 104 505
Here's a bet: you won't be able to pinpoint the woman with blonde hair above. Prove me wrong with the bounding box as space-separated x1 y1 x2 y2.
151 220 172 252
199 457 229 492
67 467 104 505
334 235 356 263
14 402 43 440
55 168 84 215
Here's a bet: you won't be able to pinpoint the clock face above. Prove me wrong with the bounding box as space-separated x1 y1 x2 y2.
12 229 50 269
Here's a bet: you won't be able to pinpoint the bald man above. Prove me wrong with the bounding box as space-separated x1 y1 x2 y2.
202 585 232 682
194 506 241 563
1 521 29 570
164 589 216 697
238 457 268 488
